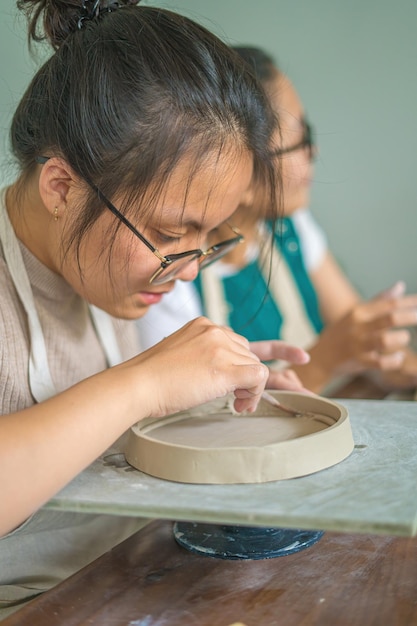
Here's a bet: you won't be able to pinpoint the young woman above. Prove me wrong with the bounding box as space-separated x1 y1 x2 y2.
137 45 417 395
0 7 309 617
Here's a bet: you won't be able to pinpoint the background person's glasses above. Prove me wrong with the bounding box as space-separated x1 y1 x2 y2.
36 156 244 285
272 119 315 161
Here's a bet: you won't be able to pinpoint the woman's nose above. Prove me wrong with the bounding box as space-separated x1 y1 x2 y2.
175 258 200 282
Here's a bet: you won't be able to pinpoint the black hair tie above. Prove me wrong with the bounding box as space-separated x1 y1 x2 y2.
78 0 121 29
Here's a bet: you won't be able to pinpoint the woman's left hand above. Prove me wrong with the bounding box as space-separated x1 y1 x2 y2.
250 340 312 393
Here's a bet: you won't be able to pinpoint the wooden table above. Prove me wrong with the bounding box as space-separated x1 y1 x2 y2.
4 518 417 626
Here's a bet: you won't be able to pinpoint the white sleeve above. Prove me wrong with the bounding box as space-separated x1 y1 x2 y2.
136 280 203 350
290 207 328 272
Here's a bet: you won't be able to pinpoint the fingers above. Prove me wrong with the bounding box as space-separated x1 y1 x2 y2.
232 363 269 413
366 307 417 333
266 368 314 394
347 326 410 372
357 295 417 328
333 293 417 374
359 349 405 371
249 340 310 365
358 328 410 354
230 337 311 410
372 280 406 300
201 324 269 413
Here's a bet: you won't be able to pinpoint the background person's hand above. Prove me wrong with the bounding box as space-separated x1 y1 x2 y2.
320 283 417 372
291 282 417 392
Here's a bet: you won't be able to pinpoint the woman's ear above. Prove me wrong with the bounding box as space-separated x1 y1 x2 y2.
37 157 80 219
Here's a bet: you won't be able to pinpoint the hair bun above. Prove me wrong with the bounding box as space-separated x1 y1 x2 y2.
77 1 134 29
17 0 140 50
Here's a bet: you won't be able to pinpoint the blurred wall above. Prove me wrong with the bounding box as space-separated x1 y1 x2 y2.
1 0 416 297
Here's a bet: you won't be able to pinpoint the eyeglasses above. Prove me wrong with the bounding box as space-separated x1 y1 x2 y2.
272 119 315 161
36 156 244 285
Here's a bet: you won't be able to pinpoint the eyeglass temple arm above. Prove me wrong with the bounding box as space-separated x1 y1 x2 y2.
36 155 164 260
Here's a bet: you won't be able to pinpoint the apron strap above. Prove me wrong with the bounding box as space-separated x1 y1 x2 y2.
0 191 123 402
0 200 55 402
89 305 122 367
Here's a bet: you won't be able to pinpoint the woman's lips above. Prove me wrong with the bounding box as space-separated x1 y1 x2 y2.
140 291 166 305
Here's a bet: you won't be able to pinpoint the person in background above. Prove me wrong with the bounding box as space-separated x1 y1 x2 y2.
137 45 417 396
0 8 310 618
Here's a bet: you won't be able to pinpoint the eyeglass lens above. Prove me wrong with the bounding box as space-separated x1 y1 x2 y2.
151 236 242 285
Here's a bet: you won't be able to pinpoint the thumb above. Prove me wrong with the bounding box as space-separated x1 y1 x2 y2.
373 280 406 301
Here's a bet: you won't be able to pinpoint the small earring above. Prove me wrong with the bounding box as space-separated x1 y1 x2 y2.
53 207 59 221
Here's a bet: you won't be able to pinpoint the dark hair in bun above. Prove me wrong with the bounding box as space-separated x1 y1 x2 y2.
11 1 278 261
17 0 139 49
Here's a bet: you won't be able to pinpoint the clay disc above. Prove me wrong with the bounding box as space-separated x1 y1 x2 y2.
125 391 353 484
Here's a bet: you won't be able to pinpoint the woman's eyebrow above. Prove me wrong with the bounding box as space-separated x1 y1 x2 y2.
160 204 206 230
153 211 203 233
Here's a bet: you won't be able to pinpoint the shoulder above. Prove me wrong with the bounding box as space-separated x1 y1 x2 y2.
289 208 328 272
290 207 325 238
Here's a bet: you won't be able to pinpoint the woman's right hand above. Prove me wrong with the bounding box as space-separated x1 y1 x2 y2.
126 316 270 416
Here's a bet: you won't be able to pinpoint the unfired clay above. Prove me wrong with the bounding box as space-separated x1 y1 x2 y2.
125 391 353 484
